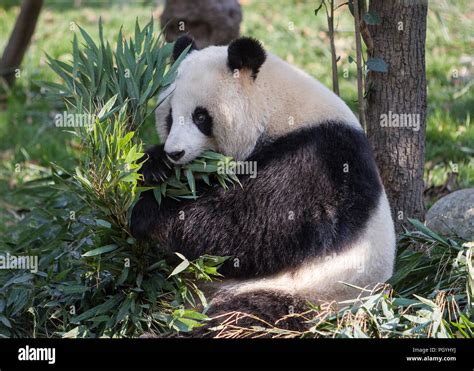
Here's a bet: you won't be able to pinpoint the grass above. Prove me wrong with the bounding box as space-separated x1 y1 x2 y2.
203 220 473 339
0 0 473 338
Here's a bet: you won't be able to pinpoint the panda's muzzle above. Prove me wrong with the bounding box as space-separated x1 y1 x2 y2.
166 150 185 162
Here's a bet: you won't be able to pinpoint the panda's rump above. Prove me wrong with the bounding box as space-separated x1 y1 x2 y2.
210 190 395 303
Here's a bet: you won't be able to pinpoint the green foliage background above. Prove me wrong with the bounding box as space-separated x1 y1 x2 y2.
0 0 472 338
0 19 236 337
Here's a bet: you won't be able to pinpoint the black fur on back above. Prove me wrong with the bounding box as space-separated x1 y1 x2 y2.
130 121 383 279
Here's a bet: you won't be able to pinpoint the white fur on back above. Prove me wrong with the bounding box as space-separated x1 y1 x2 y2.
257 54 360 137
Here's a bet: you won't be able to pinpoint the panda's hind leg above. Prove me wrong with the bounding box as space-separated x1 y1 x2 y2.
187 290 309 338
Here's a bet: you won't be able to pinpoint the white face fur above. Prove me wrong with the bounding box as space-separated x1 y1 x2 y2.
155 45 267 164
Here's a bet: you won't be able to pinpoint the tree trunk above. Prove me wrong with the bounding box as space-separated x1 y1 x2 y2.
365 0 428 231
160 0 242 49
0 0 43 86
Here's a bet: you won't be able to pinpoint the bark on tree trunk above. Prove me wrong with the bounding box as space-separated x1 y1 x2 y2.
160 0 241 49
0 0 43 86
365 0 428 231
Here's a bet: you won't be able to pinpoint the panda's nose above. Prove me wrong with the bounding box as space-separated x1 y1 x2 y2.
166 150 185 162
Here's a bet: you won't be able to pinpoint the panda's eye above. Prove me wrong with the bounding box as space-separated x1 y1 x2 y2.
195 113 207 125
193 108 208 125
192 107 213 136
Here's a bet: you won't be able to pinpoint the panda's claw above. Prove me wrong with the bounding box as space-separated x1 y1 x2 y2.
139 144 174 186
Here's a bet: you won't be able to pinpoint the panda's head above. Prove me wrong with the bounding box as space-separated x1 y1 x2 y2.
156 35 267 164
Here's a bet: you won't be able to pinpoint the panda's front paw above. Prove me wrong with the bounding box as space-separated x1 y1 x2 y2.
139 144 174 186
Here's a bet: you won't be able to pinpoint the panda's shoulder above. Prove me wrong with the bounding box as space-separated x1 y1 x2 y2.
249 120 383 203
251 121 374 167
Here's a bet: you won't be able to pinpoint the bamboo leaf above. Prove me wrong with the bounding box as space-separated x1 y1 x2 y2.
82 244 118 257
169 254 190 277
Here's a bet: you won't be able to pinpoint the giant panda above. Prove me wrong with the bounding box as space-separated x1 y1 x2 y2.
130 35 396 334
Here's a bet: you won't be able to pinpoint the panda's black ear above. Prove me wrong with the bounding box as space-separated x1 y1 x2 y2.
172 35 197 61
227 37 266 79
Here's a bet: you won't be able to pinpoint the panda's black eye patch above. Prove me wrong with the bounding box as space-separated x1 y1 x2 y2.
166 108 173 134
192 106 213 136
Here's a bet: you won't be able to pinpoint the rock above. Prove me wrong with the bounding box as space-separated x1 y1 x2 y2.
426 188 474 240
160 0 242 49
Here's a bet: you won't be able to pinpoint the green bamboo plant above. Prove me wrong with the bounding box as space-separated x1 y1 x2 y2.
0 19 236 339
39 18 181 129
40 17 240 203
